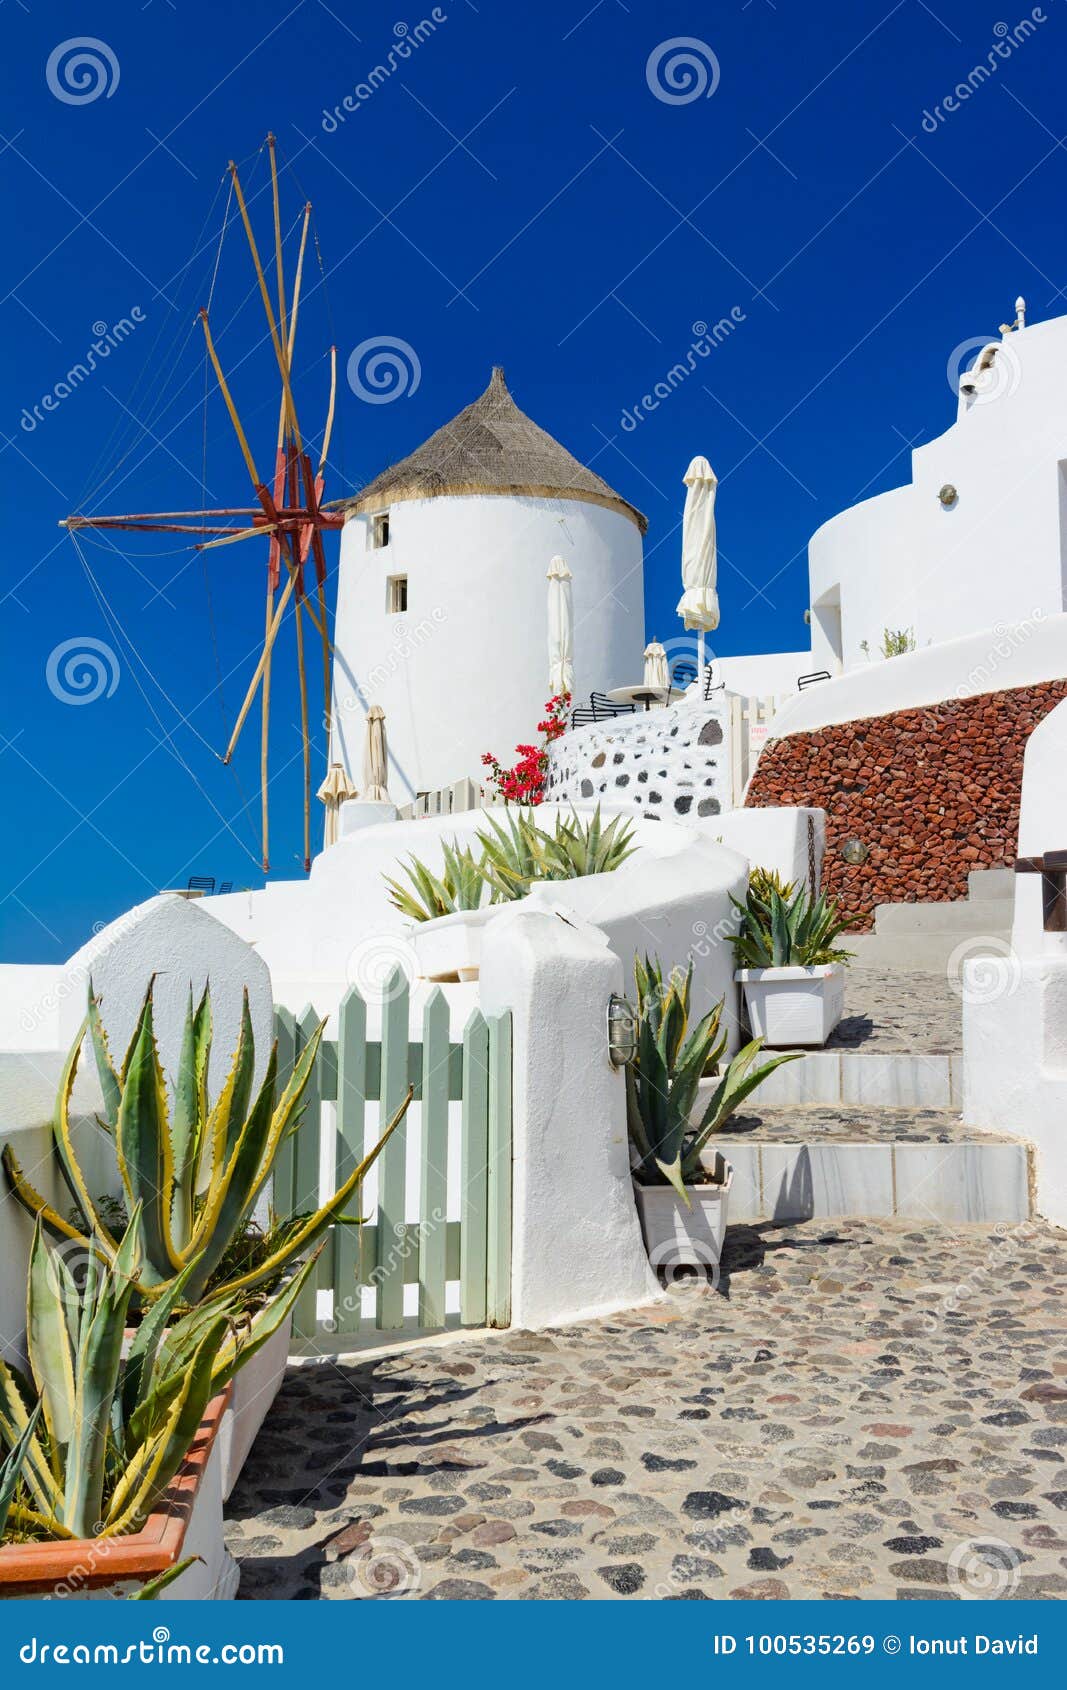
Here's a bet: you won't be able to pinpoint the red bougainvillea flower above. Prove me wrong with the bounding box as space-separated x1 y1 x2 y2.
481 694 571 806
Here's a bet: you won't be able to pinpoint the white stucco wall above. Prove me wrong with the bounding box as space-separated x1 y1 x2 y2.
716 806 825 893
766 612 1067 740
808 314 1067 673
329 492 645 803
56 896 275 1098
479 906 661 1329
963 696 1067 1226
208 803 750 1039
714 651 814 698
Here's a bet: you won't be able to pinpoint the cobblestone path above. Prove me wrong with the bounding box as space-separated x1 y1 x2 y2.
828 972 961 1054
228 1219 1066 1601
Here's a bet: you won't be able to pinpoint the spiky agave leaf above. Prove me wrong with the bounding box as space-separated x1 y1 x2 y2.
0 1396 43 1535
113 989 179 1285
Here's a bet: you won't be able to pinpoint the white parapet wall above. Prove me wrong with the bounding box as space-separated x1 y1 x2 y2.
963 695 1067 1225
478 904 662 1329
767 612 1067 741
206 802 751 1036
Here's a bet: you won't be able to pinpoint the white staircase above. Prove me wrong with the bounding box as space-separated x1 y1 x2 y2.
847 867 1014 971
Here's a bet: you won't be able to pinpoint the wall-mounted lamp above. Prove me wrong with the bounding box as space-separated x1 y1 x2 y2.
840 837 869 866
938 484 958 508
607 994 637 1066
803 608 812 626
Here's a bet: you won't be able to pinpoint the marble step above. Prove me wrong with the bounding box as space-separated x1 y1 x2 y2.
967 866 1015 901
731 1047 964 1108
873 897 1013 936
707 1105 1032 1226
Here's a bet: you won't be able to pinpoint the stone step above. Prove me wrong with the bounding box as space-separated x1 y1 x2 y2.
967 866 1016 902
845 932 1004 972
729 1048 963 1109
873 898 1013 936
710 1105 1031 1226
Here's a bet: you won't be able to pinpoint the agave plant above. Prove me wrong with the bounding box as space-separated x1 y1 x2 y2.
2 980 408 1305
626 955 800 1203
0 1399 41 1539
0 1218 317 1542
476 805 636 901
747 864 796 904
384 840 493 923
731 881 855 969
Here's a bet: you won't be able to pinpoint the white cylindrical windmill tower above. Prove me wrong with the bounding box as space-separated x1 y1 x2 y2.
329 367 646 803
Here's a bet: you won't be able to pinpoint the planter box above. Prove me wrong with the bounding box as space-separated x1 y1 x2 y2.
634 1158 732 1272
736 963 845 1047
219 1313 291 1501
0 1391 238 1601
413 906 496 983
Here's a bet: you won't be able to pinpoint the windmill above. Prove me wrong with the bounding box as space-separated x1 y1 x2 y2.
61 134 344 873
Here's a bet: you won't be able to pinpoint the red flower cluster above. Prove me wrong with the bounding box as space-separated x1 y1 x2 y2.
481 693 571 805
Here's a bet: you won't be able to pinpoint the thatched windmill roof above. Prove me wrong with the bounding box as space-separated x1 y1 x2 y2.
344 367 647 533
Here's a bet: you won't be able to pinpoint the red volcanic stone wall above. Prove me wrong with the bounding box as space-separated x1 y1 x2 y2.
745 680 1067 928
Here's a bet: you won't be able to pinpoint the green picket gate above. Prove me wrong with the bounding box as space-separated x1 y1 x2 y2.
272 967 512 1347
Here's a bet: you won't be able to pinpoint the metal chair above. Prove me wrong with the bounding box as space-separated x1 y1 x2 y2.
571 691 638 728
217 881 233 895
186 875 216 895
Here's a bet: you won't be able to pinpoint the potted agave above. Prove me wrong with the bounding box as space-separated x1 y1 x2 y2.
626 957 799 1270
386 839 495 983
2 981 408 1501
386 806 637 984
732 870 855 1048
0 1216 320 1598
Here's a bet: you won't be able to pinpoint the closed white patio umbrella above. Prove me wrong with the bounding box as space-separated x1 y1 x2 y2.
643 638 669 691
362 704 391 802
317 761 359 848
676 455 719 677
547 554 574 698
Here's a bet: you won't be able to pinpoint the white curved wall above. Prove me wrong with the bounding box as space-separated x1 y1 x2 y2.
769 611 1067 740
330 493 645 802
808 313 1067 672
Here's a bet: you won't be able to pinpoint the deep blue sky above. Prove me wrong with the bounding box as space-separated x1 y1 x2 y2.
3 0 1066 960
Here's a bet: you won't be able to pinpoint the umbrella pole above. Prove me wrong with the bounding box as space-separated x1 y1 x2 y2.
697 630 705 682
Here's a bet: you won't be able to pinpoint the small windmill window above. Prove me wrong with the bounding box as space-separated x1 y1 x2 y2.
370 511 390 549
386 574 408 614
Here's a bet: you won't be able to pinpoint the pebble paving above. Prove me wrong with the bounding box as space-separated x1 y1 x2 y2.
228 1219 1067 1601
828 973 960 1054
723 1106 1021 1144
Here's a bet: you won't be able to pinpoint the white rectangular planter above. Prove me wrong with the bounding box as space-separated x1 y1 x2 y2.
219 1313 292 1501
736 963 845 1047
413 906 496 983
633 1162 732 1273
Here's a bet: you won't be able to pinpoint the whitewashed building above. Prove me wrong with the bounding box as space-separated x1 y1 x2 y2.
718 301 1067 712
330 368 647 803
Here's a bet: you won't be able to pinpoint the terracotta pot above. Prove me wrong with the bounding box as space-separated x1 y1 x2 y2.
0 1390 237 1600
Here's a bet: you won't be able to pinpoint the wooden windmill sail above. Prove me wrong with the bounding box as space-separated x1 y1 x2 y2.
61 135 343 873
